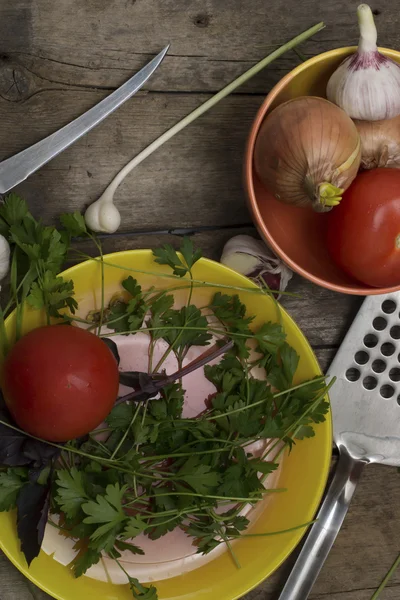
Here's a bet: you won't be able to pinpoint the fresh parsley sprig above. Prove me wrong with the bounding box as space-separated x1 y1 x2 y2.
0 199 331 600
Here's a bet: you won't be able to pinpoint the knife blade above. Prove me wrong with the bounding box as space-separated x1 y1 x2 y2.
0 45 169 194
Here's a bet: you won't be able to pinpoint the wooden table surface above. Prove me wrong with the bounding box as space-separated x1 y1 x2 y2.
0 1 399 599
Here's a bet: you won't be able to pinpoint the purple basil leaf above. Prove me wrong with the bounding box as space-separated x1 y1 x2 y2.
0 392 62 467
118 371 149 388
17 480 50 566
119 371 160 400
22 440 62 467
101 338 120 365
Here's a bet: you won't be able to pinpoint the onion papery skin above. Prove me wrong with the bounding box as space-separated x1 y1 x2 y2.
254 97 361 212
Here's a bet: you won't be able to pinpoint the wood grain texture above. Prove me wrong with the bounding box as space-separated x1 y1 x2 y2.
0 1 398 599
3 92 263 230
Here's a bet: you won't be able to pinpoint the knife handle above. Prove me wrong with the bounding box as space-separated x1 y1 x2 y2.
278 448 366 600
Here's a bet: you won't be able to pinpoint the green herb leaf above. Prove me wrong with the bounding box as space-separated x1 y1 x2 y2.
155 305 212 355
107 278 146 334
27 272 78 317
180 237 202 271
55 467 89 520
209 293 253 358
152 237 201 278
82 483 127 543
106 403 135 430
114 539 145 555
0 194 29 228
122 516 147 539
127 576 158 600
60 212 88 237
0 469 27 511
72 546 102 577
178 456 220 494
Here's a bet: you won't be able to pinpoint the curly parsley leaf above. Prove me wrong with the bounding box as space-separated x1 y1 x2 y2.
27 272 78 317
0 194 29 236
107 278 146 334
60 212 88 238
72 545 102 578
209 293 253 358
0 469 28 511
126 575 158 600
55 468 89 520
154 305 212 354
106 403 135 430
153 237 201 277
180 237 202 271
122 516 147 539
178 456 220 494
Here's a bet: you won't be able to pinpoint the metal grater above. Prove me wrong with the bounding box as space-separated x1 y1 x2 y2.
279 292 400 600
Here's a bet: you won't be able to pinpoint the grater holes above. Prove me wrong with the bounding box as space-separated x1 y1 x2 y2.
364 333 378 348
381 299 397 314
373 316 387 331
390 325 400 340
381 342 395 357
389 367 400 382
372 359 386 373
346 368 360 382
355 350 369 365
380 384 395 399
363 376 378 390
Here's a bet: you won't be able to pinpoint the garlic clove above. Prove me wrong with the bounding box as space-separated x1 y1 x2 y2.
0 234 10 282
327 4 400 121
221 249 260 275
84 194 121 234
354 115 400 169
220 234 293 296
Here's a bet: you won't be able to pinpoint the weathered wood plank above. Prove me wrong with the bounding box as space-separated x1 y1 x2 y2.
1 92 263 231
242 463 400 599
0 552 40 600
0 1 397 96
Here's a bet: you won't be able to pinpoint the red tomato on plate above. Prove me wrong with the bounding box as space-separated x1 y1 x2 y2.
1 325 119 442
327 168 400 288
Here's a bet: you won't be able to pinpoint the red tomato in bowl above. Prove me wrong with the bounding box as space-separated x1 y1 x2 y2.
1 325 119 442
327 169 400 288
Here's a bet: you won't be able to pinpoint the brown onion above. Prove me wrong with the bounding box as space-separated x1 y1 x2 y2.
354 115 400 170
254 97 361 212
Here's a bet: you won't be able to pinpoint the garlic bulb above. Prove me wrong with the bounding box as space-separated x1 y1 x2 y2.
254 97 361 212
220 235 293 296
327 4 400 121
354 116 400 169
0 234 10 282
84 187 121 234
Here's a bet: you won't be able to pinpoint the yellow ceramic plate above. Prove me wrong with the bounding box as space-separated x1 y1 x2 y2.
0 250 332 600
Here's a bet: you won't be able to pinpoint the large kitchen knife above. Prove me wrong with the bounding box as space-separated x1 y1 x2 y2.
279 291 400 599
0 45 169 194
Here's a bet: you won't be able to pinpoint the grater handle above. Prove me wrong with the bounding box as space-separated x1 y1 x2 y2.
278 448 366 600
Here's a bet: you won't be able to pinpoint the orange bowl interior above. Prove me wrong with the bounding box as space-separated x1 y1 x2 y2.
245 47 400 295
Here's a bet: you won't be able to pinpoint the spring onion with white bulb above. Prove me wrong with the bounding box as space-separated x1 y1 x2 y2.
220 235 293 296
327 4 400 121
83 22 325 233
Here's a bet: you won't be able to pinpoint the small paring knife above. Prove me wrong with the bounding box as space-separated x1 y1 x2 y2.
0 45 169 194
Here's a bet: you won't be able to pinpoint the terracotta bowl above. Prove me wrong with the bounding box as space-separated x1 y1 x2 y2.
245 47 400 295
